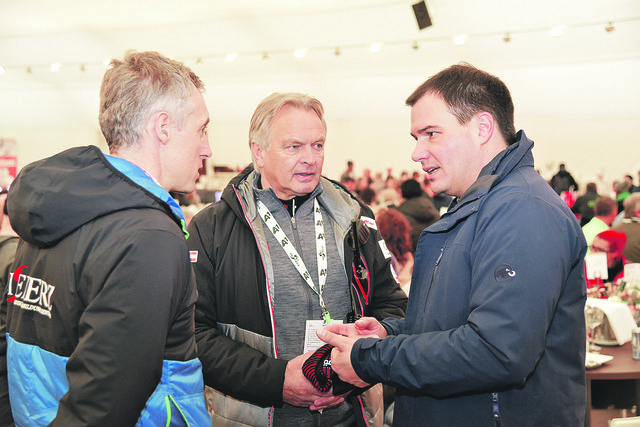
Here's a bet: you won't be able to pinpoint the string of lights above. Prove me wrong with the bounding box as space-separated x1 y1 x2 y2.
0 16 637 76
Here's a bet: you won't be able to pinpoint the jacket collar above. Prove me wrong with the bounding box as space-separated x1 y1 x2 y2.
448 130 533 212
105 154 188 236
226 165 361 232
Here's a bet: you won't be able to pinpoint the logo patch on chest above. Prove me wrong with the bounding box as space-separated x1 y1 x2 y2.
494 264 516 282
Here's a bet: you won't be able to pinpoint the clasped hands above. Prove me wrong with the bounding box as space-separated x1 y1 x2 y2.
282 317 386 412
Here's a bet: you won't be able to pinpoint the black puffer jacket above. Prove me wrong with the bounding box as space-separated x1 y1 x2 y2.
187 165 407 426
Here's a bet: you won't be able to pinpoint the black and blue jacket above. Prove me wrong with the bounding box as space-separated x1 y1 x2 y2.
4 145 209 426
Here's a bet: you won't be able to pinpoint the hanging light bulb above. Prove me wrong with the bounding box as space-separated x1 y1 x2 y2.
294 48 307 58
605 22 615 33
370 43 382 53
226 53 237 62
503 33 512 43
551 26 565 37
334 47 341 57
0 66 5 75
454 34 467 46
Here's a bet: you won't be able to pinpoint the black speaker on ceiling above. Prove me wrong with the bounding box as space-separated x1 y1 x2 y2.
412 1 432 30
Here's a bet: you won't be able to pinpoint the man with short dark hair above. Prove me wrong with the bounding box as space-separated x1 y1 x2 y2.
319 64 587 426
582 196 619 254
4 50 212 426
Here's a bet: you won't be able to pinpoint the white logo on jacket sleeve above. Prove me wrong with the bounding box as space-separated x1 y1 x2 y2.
378 239 392 259
361 216 378 230
389 263 400 284
189 251 198 263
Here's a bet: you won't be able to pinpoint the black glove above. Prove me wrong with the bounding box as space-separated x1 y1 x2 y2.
302 344 371 396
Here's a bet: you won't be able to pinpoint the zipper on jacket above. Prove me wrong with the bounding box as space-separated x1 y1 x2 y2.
435 247 444 267
424 247 444 304
492 392 502 426
431 247 444 285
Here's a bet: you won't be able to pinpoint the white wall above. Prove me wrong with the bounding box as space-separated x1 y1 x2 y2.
3 112 639 199
2 59 639 196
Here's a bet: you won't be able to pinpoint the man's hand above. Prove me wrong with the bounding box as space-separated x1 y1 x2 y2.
283 351 345 410
353 317 388 339
316 328 370 388
319 316 387 339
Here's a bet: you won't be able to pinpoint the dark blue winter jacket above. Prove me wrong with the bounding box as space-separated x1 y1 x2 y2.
352 131 587 426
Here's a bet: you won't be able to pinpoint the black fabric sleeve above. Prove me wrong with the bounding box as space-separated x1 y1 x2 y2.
188 210 288 407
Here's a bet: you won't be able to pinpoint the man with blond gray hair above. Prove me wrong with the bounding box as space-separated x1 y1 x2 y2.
187 92 407 426
613 192 640 263
4 50 212 426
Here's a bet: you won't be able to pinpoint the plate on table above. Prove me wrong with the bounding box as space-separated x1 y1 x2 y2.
594 337 620 346
586 352 614 369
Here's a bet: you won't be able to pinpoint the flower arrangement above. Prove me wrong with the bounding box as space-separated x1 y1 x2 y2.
589 278 640 324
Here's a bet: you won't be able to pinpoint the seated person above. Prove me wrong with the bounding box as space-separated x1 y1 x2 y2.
590 229 627 283
582 196 618 255
376 207 414 296
613 193 640 263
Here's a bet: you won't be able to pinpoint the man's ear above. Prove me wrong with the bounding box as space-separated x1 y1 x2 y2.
153 112 171 144
251 141 265 168
474 112 495 145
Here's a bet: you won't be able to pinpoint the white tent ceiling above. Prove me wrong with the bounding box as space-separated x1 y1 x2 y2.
1 0 639 185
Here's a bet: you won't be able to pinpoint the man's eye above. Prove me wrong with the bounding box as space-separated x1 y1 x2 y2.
417 132 437 142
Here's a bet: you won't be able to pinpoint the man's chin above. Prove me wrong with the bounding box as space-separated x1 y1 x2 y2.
170 185 196 195
294 175 320 187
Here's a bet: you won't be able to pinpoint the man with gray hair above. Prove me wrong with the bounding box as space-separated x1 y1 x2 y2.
4 50 212 426
187 92 406 426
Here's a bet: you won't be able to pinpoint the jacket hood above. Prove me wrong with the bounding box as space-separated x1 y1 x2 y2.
7 145 179 247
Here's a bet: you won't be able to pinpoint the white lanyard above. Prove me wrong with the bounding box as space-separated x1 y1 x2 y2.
256 198 330 323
